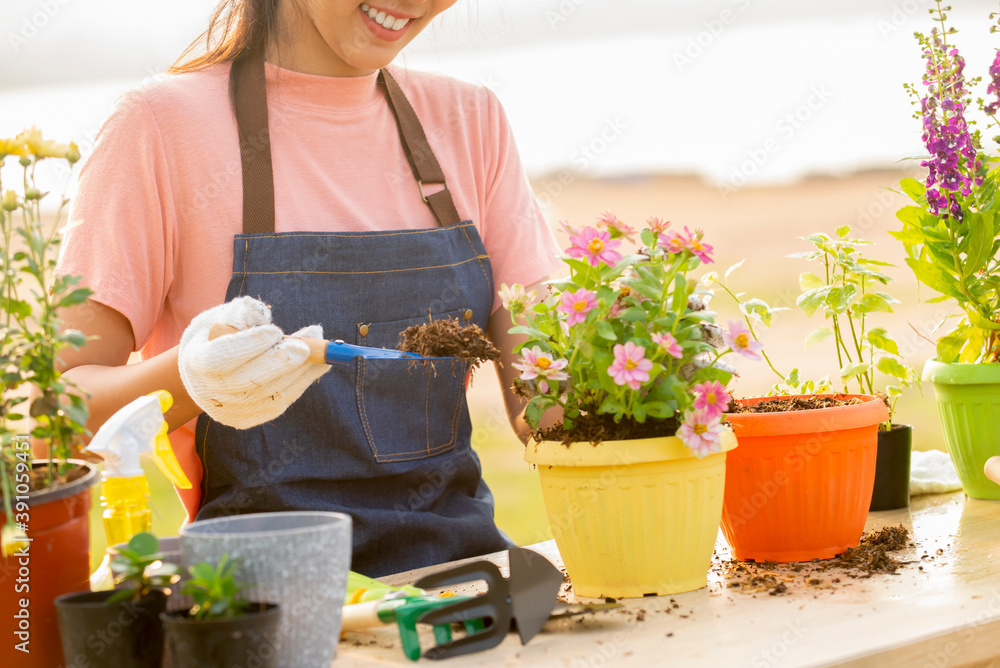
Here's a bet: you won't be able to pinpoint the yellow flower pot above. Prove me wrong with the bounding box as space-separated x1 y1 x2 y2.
525 431 737 598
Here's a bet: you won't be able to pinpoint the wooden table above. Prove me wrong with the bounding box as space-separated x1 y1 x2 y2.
335 492 1000 667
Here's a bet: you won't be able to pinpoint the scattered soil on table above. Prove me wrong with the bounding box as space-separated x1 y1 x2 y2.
533 412 681 445
398 317 500 370
717 526 915 596
733 395 862 414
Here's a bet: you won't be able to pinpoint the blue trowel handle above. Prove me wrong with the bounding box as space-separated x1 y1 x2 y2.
323 340 423 365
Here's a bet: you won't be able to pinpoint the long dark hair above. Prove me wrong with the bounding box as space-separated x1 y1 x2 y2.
170 0 280 73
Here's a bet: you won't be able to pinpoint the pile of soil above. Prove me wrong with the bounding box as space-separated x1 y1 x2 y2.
398 317 500 369
717 525 913 596
533 412 681 445
733 395 862 414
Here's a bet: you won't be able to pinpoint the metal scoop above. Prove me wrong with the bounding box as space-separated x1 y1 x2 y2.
208 322 452 365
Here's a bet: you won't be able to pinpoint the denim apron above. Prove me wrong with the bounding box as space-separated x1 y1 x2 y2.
193 52 510 577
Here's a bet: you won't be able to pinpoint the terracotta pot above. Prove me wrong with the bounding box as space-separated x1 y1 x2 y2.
525 431 737 598
721 395 887 562
870 424 912 511
1 460 99 668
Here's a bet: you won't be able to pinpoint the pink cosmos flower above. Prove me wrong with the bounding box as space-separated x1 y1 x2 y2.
692 380 731 416
659 229 687 255
566 226 622 268
687 230 714 264
677 408 727 458
651 332 683 359
723 319 764 361
596 210 636 242
512 346 569 394
646 216 670 235
607 342 653 390
557 289 598 326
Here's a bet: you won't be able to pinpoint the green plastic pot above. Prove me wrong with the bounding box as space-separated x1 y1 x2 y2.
923 360 1000 499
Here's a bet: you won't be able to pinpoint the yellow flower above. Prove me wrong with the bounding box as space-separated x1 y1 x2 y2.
1 523 29 558
17 126 69 160
2 190 18 212
0 137 28 159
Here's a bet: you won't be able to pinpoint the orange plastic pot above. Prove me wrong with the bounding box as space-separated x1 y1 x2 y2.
721 395 887 562
1 460 99 668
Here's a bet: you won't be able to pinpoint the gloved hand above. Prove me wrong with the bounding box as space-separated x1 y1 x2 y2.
178 296 330 430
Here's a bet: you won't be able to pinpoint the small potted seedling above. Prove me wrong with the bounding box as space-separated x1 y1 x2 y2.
162 553 281 668
54 532 179 668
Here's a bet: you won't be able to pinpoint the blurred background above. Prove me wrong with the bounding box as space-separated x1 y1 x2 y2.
1 0 996 567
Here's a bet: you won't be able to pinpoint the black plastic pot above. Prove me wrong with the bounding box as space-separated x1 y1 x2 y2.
870 423 913 511
162 603 282 668
54 588 166 668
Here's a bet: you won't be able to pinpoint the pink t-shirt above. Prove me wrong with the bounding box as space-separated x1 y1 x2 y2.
58 62 560 517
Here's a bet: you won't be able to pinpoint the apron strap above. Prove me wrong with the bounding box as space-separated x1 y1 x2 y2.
230 50 462 234
378 69 462 228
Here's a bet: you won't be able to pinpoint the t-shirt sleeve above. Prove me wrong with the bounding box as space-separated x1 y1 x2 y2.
57 89 175 350
479 88 561 313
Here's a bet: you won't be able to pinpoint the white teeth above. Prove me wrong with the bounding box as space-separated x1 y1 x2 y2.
360 4 410 30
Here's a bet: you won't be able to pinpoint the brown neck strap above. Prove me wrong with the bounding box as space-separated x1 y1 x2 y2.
229 50 462 235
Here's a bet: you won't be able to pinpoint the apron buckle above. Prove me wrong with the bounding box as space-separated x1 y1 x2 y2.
417 180 446 203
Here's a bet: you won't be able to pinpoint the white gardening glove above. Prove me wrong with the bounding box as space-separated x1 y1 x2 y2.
178 296 330 430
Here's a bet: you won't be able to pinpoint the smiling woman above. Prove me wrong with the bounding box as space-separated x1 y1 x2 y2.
171 0 458 76
55 0 560 578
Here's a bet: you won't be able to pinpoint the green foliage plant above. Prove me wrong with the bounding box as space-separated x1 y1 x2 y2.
0 127 93 555
108 531 182 603
791 226 919 425
894 2 1000 364
182 553 254 620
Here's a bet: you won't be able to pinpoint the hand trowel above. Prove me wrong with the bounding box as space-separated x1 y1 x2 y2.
208 322 453 365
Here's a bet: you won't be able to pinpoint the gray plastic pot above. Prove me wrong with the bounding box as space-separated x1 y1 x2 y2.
179 512 351 668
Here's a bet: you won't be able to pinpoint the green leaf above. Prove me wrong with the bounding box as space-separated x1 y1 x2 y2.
962 211 994 278
190 562 216 581
904 257 965 300
620 307 649 322
507 325 551 341
899 177 926 201
643 401 673 419
796 286 830 316
598 396 624 415
866 327 900 355
127 532 159 557
835 225 851 238
595 320 617 341
936 332 965 363
799 272 825 291
786 251 822 260
640 228 655 247
840 362 870 382
742 298 783 327
631 400 646 423
853 292 893 315
876 356 910 380
805 327 834 348
671 274 688 313
825 284 858 313
967 309 1000 330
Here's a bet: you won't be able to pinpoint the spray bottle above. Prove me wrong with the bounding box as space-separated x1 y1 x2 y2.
86 390 192 589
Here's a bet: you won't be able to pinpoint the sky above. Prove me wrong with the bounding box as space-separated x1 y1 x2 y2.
2 0 1000 191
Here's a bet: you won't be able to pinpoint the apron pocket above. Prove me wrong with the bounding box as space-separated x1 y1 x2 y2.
355 311 469 463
